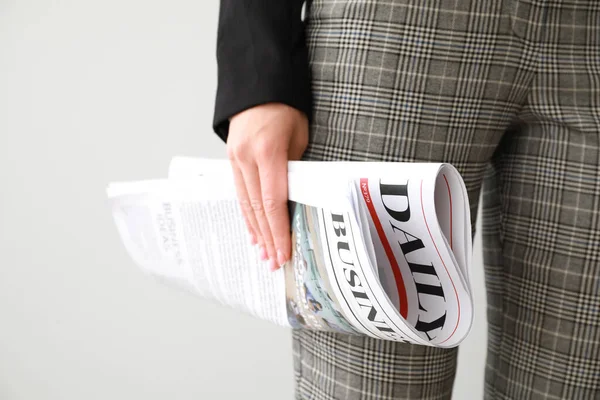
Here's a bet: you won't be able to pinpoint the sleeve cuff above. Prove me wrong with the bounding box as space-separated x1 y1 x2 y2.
212 56 312 142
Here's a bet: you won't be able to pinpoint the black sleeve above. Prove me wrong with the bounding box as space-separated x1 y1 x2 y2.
212 0 312 142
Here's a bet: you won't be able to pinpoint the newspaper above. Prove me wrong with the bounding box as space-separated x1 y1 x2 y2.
107 157 473 348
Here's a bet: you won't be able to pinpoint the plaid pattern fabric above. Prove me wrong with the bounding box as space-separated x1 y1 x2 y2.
294 0 600 399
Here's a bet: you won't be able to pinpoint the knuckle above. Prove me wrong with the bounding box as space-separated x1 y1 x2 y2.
227 141 251 163
262 198 281 215
250 199 264 214
254 140 275 161
232 146 249 163
226 146 236 161
262 237 275 249
239 199 253 213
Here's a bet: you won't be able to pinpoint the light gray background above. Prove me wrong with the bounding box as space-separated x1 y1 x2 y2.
0 1 487 399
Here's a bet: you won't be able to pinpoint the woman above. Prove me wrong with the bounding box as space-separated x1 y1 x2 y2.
213 1 600 398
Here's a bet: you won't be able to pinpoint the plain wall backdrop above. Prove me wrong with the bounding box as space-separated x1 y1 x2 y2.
0 1 487 399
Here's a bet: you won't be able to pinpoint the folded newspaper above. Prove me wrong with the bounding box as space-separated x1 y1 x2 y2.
107 157 474 348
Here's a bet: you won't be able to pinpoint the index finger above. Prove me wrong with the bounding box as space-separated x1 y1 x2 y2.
258 151 292 270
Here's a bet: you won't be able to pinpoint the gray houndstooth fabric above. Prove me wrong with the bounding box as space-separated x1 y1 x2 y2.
293 0 600 399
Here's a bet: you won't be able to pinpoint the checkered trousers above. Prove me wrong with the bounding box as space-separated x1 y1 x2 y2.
293 0 600 399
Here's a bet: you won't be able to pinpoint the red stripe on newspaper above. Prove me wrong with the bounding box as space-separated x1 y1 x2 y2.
359 178 409 319
443 174 453 250
420 179 460 344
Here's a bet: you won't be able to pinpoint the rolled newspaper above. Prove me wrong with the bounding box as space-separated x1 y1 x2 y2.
107 157 473 348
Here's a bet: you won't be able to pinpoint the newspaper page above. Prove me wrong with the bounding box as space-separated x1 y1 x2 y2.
353 165 473 347
284 201 359 334
108 178 290 327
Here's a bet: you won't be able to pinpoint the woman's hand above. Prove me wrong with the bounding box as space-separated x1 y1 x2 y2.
227 103 309 271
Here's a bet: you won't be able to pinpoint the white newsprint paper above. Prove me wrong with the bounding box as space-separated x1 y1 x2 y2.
107 157 473 347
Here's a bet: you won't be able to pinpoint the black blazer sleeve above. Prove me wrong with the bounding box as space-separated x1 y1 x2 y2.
212 0 312 142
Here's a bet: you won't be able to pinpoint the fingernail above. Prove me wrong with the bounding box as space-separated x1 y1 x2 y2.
268 258 278 271
249 233 257 245
277 250 287 267
259 246 268 261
